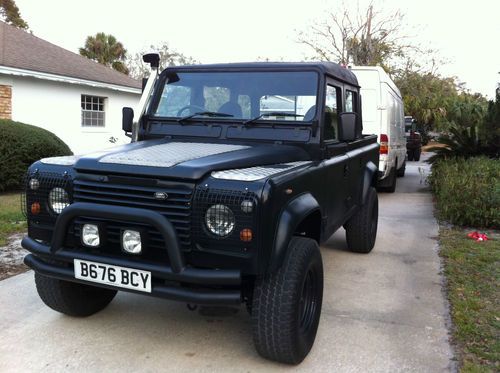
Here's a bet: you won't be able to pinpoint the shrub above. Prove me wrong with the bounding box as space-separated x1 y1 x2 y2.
0 119 72 192
428 157 500 228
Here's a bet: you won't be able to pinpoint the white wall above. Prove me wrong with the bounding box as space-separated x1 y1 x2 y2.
4 75 140 154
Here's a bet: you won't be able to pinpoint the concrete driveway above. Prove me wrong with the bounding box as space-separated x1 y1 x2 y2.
0 154 454 372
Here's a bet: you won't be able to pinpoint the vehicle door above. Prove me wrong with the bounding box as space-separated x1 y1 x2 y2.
322 81 349 232
344 86 364 211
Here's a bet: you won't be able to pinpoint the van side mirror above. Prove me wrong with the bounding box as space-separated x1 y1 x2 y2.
122 107 134 133
338 112 359 141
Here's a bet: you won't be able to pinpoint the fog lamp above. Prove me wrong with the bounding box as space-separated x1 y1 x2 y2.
122 230 142 254
82 224 100 247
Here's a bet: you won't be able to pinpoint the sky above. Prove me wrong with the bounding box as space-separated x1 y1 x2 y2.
14 0 500 98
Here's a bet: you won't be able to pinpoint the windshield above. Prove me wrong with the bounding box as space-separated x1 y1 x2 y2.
152 71 319 123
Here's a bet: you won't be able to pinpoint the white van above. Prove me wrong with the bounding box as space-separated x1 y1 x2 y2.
350 66 406 192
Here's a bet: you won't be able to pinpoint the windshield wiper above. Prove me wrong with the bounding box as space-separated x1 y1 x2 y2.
177 111 233 124
243 112 304 126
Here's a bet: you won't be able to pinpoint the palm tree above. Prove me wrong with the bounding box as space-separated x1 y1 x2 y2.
79 33 129 75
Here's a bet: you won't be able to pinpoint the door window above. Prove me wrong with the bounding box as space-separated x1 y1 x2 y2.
345 90 357 113
325 85 340 140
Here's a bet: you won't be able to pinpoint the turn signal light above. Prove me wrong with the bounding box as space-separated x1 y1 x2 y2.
379 134 389 155
240 228 253 242
31 202 41 215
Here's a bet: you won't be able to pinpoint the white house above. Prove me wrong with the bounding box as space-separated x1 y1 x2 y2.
0 21 141 154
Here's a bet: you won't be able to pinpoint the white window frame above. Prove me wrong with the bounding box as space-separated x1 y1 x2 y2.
81 95 106 128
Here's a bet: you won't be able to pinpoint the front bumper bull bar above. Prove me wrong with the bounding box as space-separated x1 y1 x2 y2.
22 202 241 305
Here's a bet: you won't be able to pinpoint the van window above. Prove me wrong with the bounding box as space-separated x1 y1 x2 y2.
325 85 340 140
345 90 357 112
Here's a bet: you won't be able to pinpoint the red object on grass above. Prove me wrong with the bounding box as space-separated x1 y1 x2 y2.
467 231 489 242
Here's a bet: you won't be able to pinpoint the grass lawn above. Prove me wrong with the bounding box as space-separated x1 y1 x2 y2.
439 227 499 372
0 193 26 246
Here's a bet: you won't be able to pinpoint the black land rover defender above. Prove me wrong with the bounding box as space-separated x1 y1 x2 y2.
22 55 379 364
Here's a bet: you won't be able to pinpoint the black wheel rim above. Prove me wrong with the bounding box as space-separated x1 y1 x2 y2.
299 268 318 334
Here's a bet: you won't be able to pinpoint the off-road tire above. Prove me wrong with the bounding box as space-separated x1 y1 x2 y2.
35 272 117 317
252 237 323 364
414 148 421 161
397 160 406 177
344 186 378 253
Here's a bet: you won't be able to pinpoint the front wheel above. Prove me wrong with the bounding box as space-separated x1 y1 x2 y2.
344 187 378 253
35 272 117 317
252 237 323 364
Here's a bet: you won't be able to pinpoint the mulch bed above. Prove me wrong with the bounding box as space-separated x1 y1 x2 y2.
0 233 29 281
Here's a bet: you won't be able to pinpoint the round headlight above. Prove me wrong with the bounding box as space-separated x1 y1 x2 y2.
48 187 70 214
205 204 235 237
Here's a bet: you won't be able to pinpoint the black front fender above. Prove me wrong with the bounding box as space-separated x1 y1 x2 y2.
269 193 320 272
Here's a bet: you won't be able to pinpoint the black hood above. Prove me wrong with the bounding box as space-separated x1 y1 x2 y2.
73 139 311 180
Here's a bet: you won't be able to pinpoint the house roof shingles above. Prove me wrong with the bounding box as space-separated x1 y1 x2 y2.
0 21 141 89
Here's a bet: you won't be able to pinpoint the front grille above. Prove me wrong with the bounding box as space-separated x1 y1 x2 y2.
72 177 194 251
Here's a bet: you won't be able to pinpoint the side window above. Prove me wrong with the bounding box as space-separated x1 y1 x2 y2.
345 90 357 113
325 85 340 141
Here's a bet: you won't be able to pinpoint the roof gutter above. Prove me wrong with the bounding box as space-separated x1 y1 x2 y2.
0 65 141 94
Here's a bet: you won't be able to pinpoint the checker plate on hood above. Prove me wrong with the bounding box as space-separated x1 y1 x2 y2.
99 142 249 168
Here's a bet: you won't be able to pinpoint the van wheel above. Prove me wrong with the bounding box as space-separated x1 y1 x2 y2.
345 186 378 253
252 237 323 364
35 272 117 317
397 160 406 177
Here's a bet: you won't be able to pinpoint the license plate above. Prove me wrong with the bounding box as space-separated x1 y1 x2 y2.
74 259 151 293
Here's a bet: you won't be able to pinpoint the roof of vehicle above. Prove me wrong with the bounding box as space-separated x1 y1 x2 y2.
348 65 401 98
163 61 359 86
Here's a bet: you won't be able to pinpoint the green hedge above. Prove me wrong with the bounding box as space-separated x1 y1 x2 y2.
428 157 500 228
0 119 72 192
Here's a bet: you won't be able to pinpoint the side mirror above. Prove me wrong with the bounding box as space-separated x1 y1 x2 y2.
122 107 134 133
338 112 359 141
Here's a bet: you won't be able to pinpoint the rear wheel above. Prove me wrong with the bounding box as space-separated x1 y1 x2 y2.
407 150 414 161
397 160 406 177
345 187 378 253
414 148 421 161
252 237 323 364
35 272 117 317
